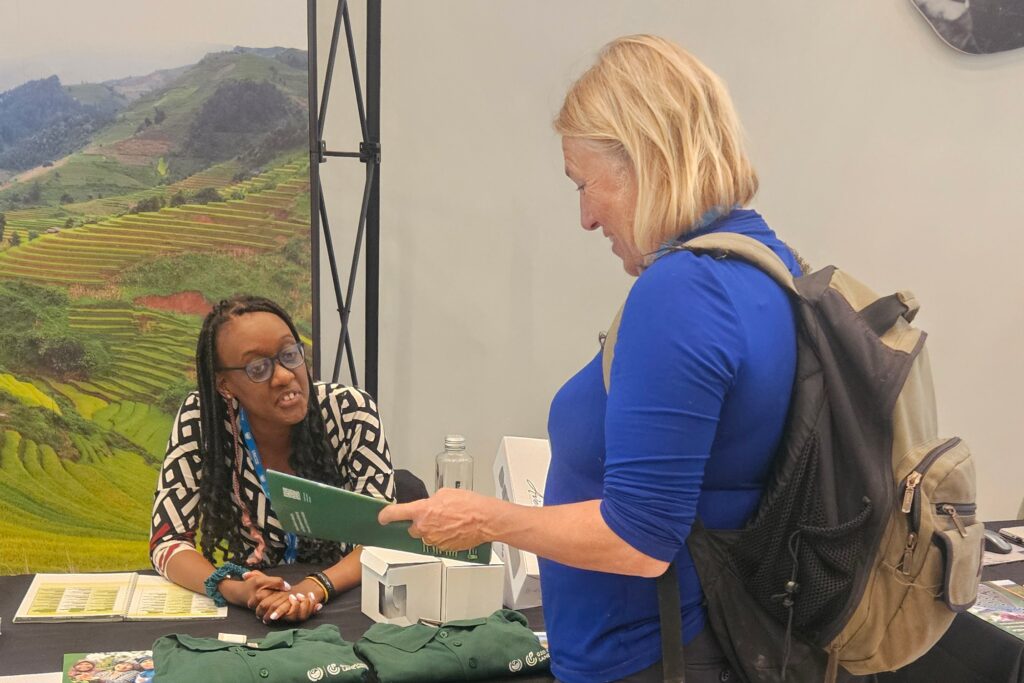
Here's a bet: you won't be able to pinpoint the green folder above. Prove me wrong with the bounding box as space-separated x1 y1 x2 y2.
266 470 491 564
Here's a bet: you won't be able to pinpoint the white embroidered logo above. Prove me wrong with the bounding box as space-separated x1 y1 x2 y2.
525 652 537 667
326 664 341 675
509 659 523 673
307 667 325 681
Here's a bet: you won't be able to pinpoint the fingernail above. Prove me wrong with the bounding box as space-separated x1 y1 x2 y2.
242 572 251 578
269 611 279 620
297 593 306 601
316 603 323 612
308 592 315 601
289 594 297 603
283 581 291 590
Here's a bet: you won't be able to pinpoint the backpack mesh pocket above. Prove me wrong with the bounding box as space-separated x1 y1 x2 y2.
729 431 872 642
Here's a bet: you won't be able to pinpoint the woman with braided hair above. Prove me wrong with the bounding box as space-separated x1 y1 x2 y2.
150 295 395 623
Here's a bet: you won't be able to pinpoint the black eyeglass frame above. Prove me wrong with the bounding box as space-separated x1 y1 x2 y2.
217 342 307 383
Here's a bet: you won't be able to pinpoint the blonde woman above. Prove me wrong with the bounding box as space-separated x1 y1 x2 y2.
382 35 801 682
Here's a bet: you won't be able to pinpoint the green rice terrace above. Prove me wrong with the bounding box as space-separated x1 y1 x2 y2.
0 47 314 573
0 157 313 573
0 367 171 573
0 161 308 285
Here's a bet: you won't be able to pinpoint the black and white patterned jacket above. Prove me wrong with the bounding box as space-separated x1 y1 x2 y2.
150 382 395 574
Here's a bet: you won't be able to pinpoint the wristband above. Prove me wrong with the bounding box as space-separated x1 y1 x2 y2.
306 575 330 603
204 562 248 607
308 570 336 603
315 571 337 601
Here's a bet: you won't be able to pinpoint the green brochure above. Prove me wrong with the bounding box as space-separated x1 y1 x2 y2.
266 470 491 564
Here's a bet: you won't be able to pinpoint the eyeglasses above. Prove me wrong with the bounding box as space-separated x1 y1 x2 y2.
218 342 306 383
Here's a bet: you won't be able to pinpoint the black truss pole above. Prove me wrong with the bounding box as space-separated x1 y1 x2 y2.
342 0 369 143
365 0 382 398
306 0 381 390
318 0 359 386
321 192 359 385
335 161 375 384
318 0 346 140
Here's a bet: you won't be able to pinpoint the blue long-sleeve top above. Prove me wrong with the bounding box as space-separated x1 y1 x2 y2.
540 209 799 683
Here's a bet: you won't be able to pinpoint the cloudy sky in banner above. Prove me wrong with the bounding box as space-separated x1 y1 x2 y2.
0 0 307 91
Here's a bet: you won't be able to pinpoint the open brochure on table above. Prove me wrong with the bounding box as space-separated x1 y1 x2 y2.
968 579 1024 639
13 573 227 623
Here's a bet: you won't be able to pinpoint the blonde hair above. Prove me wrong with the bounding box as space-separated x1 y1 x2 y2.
555 35 758 256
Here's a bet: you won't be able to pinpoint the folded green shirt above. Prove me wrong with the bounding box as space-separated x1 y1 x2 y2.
153 624 368 683
354 609 550 683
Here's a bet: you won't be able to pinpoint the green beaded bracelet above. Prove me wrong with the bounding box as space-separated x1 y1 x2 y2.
204 562 248 607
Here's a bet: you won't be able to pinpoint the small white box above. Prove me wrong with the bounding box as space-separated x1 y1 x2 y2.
440 554 505 622
493 436 550 609
360 547 441 626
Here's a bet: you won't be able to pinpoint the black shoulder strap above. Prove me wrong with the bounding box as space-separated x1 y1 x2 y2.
657 564 686 682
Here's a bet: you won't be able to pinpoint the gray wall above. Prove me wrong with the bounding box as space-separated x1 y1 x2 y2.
317 2 1024 518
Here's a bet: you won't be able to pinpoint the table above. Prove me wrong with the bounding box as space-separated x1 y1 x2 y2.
0 564 552 681
4 534 1023 683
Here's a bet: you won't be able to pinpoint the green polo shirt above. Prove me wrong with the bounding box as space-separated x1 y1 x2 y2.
354 609 550 683
153 624 368 683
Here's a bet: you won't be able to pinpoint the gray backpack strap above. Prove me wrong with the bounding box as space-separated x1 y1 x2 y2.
601 231 796 391
601 304 624 392
681 232 799 296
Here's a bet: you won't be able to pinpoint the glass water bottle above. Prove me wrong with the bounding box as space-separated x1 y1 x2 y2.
435 434 474 492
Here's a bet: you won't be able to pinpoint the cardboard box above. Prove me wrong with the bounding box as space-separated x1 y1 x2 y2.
361 548 506 624
360 547 441 626
440 554 505 622
493 436 550 609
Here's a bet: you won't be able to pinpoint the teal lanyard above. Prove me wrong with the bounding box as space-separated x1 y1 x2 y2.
239 407 298 564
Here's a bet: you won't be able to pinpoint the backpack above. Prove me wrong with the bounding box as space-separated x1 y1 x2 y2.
601 232 982 683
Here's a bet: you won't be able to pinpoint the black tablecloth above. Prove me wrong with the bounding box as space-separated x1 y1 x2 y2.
4 528 1024 682
0 563 551 680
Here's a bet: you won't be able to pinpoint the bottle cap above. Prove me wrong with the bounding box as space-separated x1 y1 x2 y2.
444 434 466 451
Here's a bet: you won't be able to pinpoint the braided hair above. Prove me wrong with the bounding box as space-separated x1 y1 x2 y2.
194 295 342 564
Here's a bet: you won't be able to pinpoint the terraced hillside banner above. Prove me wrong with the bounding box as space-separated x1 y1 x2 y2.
0 11 313 573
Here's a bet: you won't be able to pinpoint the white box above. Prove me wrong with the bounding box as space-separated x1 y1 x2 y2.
493 436 550 609
361 548 506 625
440 554 505 622
360 547 441 626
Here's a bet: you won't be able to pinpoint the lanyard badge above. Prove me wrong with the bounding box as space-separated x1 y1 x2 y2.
239 407 298 564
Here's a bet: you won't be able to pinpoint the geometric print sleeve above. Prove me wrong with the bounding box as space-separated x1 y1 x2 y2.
317 382 396 503
149 391 203 576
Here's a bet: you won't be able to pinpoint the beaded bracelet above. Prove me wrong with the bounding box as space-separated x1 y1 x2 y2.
204 562 248 607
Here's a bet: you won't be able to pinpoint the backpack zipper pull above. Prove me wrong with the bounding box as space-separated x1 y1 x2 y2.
901 472 922 514
942 504 968 537
900 532 918 575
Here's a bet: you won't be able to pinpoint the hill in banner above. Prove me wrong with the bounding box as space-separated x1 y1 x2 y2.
0 76 116 173
0 47 313 574
0 46 308 210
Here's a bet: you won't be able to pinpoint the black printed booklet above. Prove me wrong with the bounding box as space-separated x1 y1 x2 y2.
14 572 227 623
